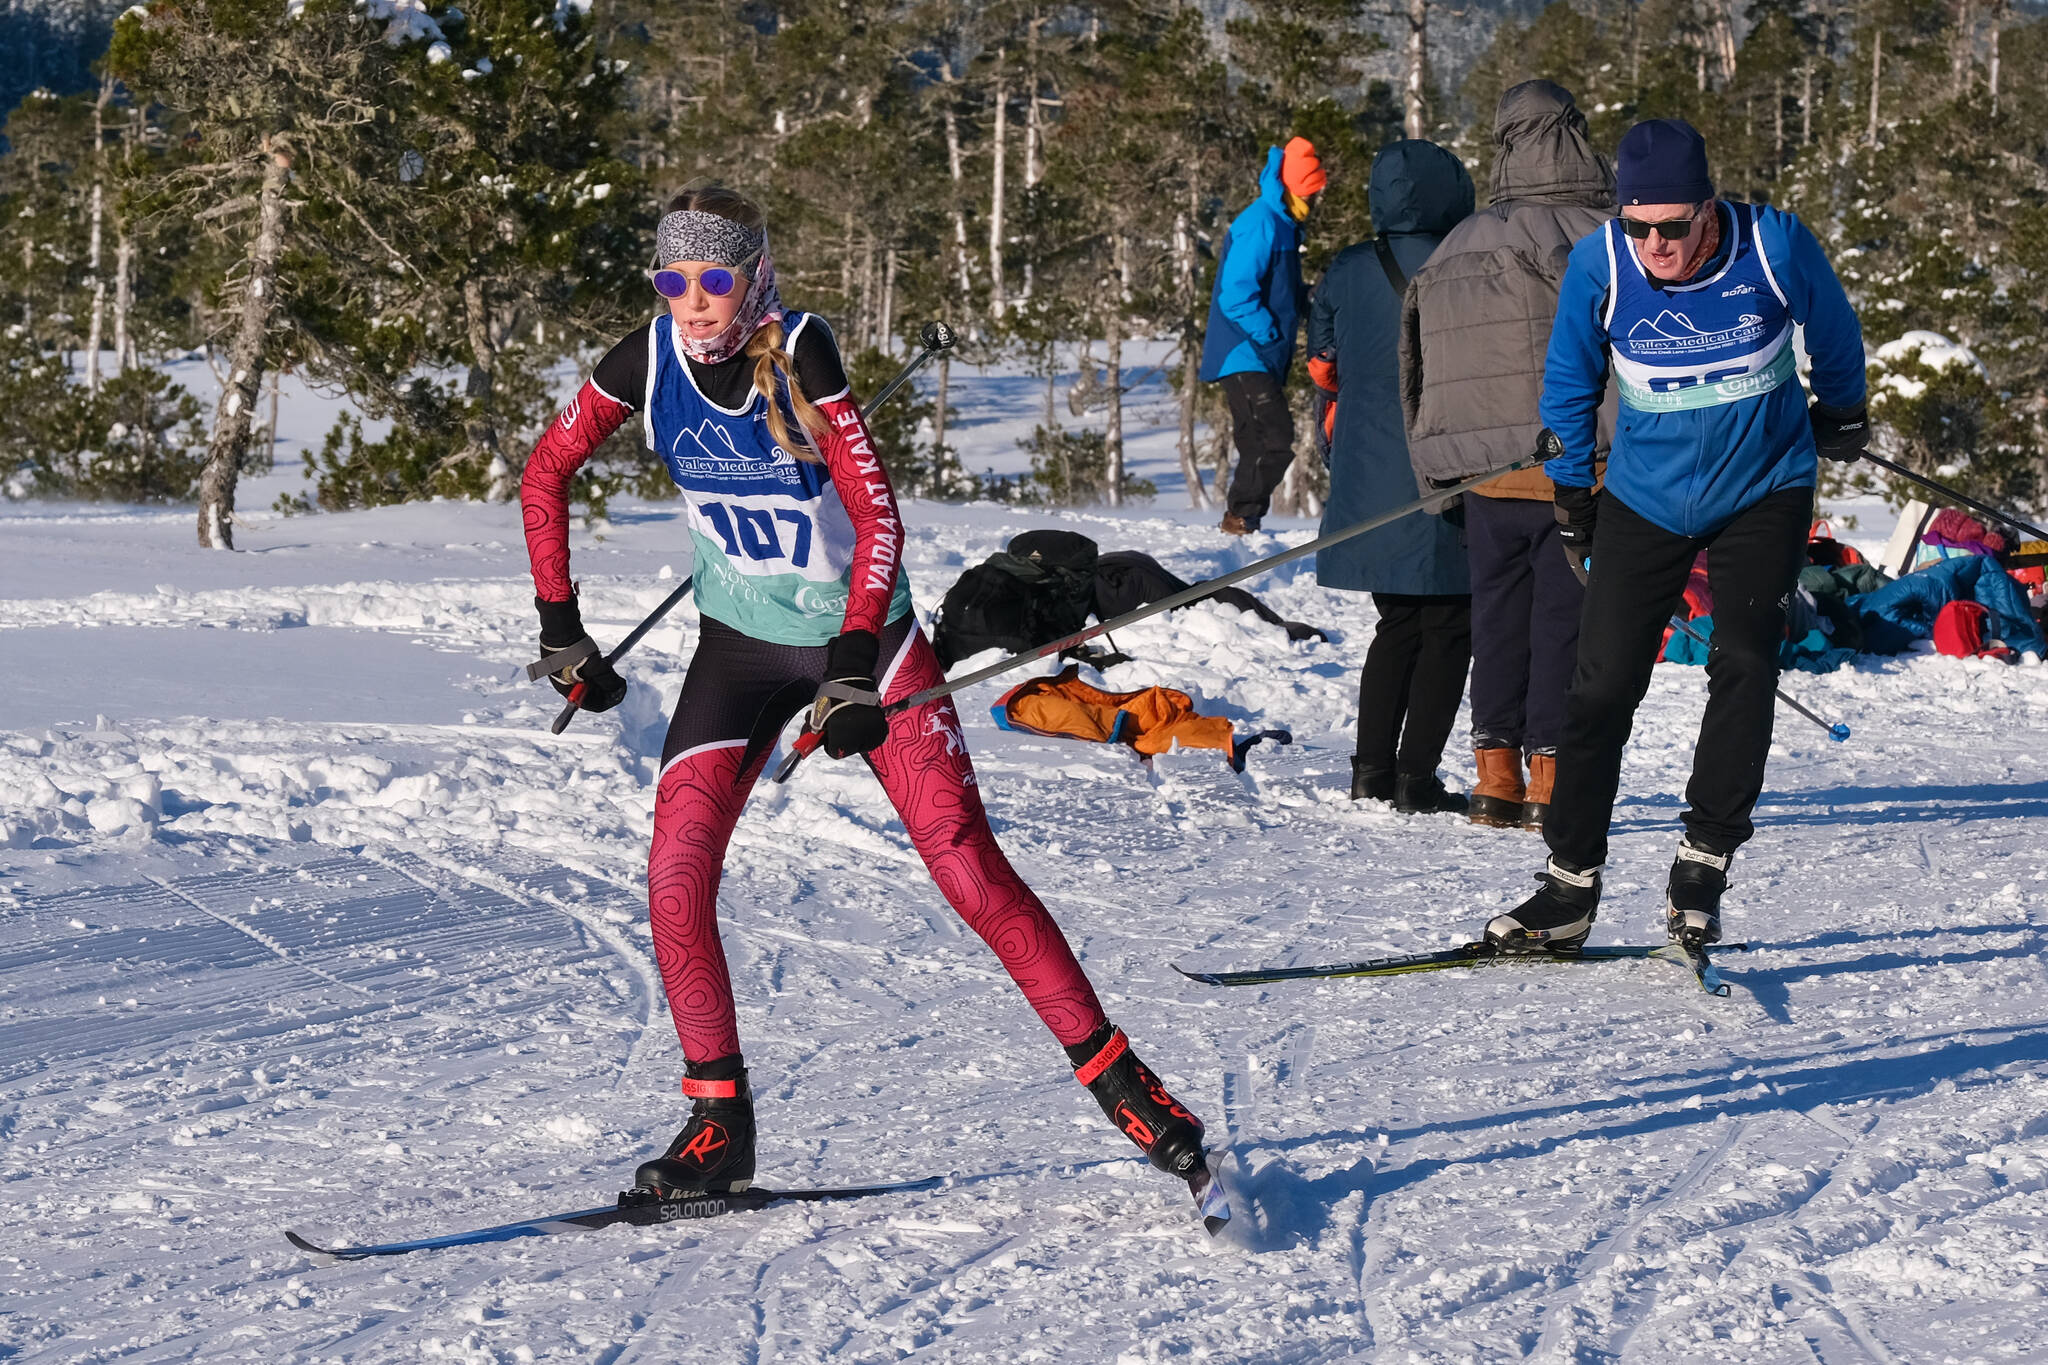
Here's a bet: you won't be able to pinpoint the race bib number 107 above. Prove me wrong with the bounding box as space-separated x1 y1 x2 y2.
698 501 814 569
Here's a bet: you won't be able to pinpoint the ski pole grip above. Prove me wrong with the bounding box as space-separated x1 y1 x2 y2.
550 681 587 735
773 729 822 784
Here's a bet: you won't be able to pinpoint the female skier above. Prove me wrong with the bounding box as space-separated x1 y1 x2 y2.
520 184 1206 1199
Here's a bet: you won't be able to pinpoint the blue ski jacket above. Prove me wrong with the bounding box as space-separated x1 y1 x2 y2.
1854 554 2047 657
1199 147 1304 383
1540 201 1866 537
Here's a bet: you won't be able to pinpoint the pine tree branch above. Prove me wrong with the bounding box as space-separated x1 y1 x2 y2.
193 194 260 224
327 190 429 284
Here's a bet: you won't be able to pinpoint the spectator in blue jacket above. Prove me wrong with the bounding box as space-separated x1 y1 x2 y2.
1200 137 1324 534
1484 118 1870 958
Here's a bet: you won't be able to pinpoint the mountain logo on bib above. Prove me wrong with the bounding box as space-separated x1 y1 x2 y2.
1625 309 1767 355
670 417 803 486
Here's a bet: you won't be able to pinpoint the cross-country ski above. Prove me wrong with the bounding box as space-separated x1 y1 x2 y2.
9 16 2048 1362
285 1179 948 1261
1177 940 1752 993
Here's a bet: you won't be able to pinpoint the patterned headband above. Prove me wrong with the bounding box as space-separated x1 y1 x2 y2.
654 210 763 270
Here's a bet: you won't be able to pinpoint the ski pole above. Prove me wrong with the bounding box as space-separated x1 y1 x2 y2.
1859 450 2048 545
539 574 696 734
540 321 960 735
1666 614 1850 742
772 455 1539 783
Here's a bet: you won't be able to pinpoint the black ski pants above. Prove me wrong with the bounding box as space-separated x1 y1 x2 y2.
1220 371 1297 526
1545 485 1811 868
1465 493 1583 755
1357 593 1473 778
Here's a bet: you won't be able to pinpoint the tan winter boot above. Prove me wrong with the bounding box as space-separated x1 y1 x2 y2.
1522 752 1556 831
1469 748 1526 828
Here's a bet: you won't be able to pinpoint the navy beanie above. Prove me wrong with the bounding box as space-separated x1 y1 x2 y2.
1615 119 1714 206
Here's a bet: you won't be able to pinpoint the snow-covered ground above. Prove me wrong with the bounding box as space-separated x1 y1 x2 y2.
6 362 2048 1364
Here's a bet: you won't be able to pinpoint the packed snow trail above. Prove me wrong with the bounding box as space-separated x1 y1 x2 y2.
4 472 2048 1361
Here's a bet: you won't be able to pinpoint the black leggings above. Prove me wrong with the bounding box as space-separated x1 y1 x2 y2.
1545 486 1811 866
661 613 917 769
1356 593 1473 777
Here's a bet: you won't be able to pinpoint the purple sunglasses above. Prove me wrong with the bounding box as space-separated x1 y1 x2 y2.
651 266 743 299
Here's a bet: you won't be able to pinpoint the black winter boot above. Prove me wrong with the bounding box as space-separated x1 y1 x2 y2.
1350 757 1396 802
634 1057 756 1196
1666 838 1733 949
1068 1024 1206 1180
1394 773 1470 816
1484 855 1602 953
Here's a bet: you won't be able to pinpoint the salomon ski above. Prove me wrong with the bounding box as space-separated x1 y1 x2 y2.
286 1179 942 1261
1176 941 1750 993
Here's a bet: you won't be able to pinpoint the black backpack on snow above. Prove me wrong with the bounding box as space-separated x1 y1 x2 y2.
931 530 1100 668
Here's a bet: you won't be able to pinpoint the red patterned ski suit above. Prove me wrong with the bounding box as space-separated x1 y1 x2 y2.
521 343 1107 1066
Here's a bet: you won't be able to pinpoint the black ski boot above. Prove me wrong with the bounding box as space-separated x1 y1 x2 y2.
1068 1024 1206 1180
1666 838 1732 949
1484 855 1601 953
1350 757 1395 802
1394 773 1470 816
634 1060 756 1196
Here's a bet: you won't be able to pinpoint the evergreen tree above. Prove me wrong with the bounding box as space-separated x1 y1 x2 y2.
109 0 435 546
1039 4 1240 507
286 0 650 509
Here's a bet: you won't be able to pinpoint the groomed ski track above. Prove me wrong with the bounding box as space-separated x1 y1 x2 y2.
5 384 2048 1361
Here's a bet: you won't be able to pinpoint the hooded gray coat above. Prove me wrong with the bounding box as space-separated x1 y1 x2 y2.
1399 80 1616 501
1310 140 1475 595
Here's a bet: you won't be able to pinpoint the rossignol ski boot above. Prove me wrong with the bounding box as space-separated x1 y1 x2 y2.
1068 1024 1206 1180
634 1061 756 1196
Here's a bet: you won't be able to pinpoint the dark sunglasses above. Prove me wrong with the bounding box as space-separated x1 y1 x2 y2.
652 266 742 299
1618 206 1704 241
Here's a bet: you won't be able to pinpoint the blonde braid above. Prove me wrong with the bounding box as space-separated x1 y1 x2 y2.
746 321 829 462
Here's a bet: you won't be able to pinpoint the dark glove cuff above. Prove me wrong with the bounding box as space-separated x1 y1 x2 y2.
536 594 586 646
824 629 880 682
1553 484 1598 516
1810 400 1867 424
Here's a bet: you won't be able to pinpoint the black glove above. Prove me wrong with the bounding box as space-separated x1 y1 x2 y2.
534 595 627 713
1553 484 1599 584
811 630 889 759
1810 400 1869 464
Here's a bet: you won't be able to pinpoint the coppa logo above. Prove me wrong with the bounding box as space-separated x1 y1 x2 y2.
792 584 847 616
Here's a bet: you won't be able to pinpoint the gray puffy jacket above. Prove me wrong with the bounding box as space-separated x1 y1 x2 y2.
1399 80 1616 500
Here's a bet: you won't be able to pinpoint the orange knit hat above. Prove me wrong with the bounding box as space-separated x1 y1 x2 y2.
1281 136 1328 199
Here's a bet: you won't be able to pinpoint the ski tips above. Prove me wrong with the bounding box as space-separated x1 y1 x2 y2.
1170 963 1226 986
284 1230 347 1262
